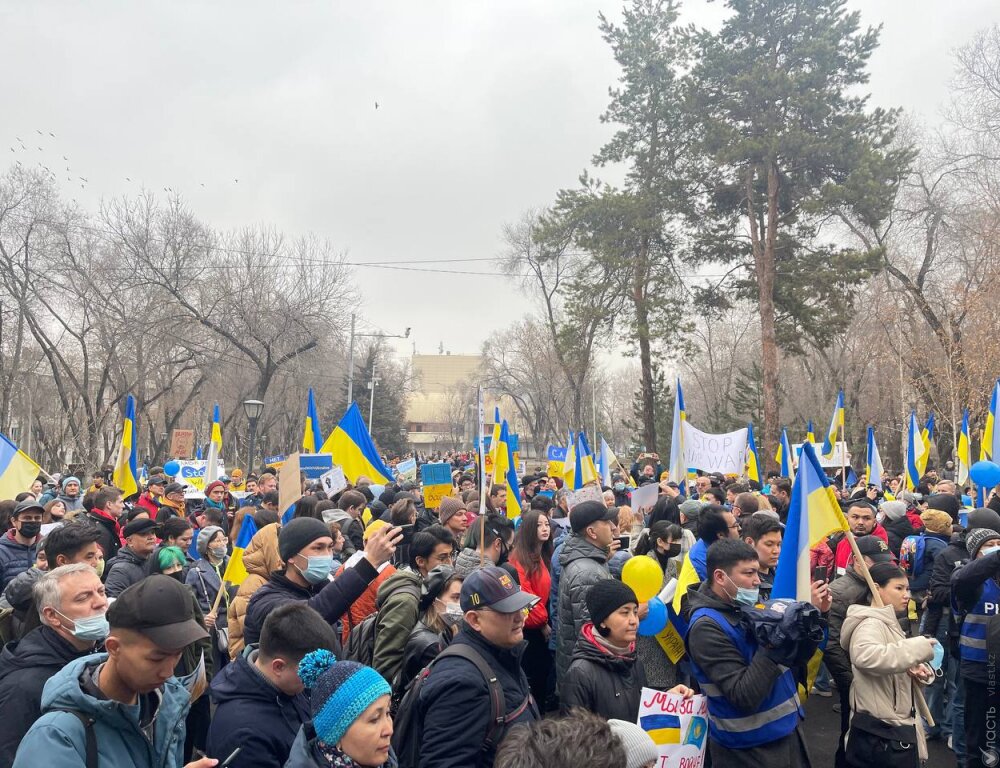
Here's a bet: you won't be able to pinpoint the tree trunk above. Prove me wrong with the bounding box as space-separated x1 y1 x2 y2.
747 162 781 470
633 240 657 452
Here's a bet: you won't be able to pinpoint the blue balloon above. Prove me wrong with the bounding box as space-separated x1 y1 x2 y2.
638 596 668 636
970 461 1000 489
163 460 181 477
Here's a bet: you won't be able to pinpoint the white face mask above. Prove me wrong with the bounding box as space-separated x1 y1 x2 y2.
438 600 464 627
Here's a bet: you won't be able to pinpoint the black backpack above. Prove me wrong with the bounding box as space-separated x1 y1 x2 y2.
391 644 534 768
343 581 421 666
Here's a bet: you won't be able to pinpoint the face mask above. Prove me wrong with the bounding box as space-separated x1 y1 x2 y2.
929 641 945 672
982 546 1000 559
168 570 185 582
614 483 626 492
297 555 333 584
439 601 464 627
57 610 110 642
209 546 227 560
665 543 682 559
18 521 41 539
95 559 105 579
724 573 760 607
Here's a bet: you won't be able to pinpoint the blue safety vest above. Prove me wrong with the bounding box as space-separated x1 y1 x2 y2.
687 607 803 749
959 577 1000 663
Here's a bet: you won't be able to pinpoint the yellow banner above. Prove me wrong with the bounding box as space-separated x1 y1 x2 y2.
423 483 453 510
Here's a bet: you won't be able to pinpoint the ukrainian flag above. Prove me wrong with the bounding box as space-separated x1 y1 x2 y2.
494 420 521 520
0 432 41 499
746 422 760 483
668 378 686 485
563 431 577 491
773 441 850 602
821 390 844 460
776 427 794 479
984 380 1000 461
958 409 972 487
672 551 701 614
112 394 139 498
917 411 935 476
223 514 259 585
210 403 223 456
319 402 394 484
804 420 816 444
578 431 599 486
302 388 322 453
865 426 884 490
904 411 925 491
640 713 681 745
488 406 502 474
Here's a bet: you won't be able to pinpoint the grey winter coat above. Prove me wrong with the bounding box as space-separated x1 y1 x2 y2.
555 534 609 683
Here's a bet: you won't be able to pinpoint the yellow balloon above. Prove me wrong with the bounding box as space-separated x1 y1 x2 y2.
622 556 663 602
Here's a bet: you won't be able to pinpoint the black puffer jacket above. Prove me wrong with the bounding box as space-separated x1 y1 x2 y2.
102 547 148 598
555 535 610 683
0 625 93 768
559 622 647 721
884 515 919 558
399 620 450 694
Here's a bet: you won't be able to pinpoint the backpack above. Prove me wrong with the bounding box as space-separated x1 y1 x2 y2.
899 535 946 592
343 581 421 666
54 710 97 768
391 644 533 768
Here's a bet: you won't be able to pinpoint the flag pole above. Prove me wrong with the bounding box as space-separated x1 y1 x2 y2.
840 419 847 490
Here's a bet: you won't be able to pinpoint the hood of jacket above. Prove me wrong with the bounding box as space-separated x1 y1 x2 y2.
0 625 86 681
242 523 283 580
0 529 35 553
884 516 917 537
840 603 901 648
454 547 491 578
376 567 422 610
40 652 189 733
559 534 608 569
570 622 637 673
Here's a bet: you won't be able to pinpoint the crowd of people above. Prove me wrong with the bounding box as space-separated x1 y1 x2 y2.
0 452 997 768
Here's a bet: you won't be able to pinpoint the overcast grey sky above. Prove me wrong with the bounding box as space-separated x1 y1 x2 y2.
4 1 998 361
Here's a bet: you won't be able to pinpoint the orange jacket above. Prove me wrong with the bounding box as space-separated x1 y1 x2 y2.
338 561 397 644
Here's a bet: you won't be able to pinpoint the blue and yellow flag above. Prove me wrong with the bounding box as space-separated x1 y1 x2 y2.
668 378 687 485
984 380 1000 462
865 426 884 490
578 431 599 486
640 713 681 746
905 411 925 491
223 514 259 585
0 432 41 499
917 411 935 476
746 422 760 483
302 388 322 453
563 431 577 490
958 408 972 487
494 420 521 520
210 403 223 457
113 394 139 498
776 427 794 479
773 441 850 602
488 406 502 474
821 390 844 460
319 402 394 484
804 420 816 444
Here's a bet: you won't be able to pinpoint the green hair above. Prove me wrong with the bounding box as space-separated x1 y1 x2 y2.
157 545 186 571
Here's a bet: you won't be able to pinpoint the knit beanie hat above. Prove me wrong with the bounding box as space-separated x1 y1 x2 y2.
968 507 1000 534
279 517 331 562
926 493 960 522
880 500 907 522
586 578 638 630
679 499 704 520
204 480 226 496
62 476 81 490
197 525 224 557
298 650 391 746
966 528 1000 558
607 720 658 768
438 496 464 526
920 509 953 535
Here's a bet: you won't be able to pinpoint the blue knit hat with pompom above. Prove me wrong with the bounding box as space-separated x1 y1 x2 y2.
297 650 391 746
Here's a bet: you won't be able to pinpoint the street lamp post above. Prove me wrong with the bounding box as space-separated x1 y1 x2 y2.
242 399 264 475
346 315 411 408
367 359 378 432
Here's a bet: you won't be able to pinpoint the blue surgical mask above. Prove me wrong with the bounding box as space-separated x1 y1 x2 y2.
57 610 110 643
614 483 626 492
297 555 333 584
982 545 1000 558
930 641 945 672
725 574 760 607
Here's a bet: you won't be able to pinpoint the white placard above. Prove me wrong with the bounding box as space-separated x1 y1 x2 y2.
629 482 659 513
637 688 709 767
320 466 348 497
681 422 749 474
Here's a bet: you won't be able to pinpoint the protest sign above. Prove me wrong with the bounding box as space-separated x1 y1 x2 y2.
637 688 709 768
300 453 334 480
279 453 302 519
546 445 567 479
175 460 226 492
791 441 848 469
265 454 287 470
320 466 348 497
681 422 748 474
569 485 604 509
629 482 658 514
169 429 195 459
396 457 417 481
421 462 453 509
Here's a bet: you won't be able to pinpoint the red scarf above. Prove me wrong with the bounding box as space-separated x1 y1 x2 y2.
89 507 125 547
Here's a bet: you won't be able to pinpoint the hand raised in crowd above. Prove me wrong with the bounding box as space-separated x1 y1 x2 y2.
608 537 622 555
184 757 219 768
668 684 696 699
364 524 403 568
810 579 832 614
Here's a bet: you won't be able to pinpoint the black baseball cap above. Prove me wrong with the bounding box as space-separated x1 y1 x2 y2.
570 500 617 533
460 566 539 613
164 482 185 496
855 535 892 563
147 475 167 488
123 518 159 538
108 575 209 650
